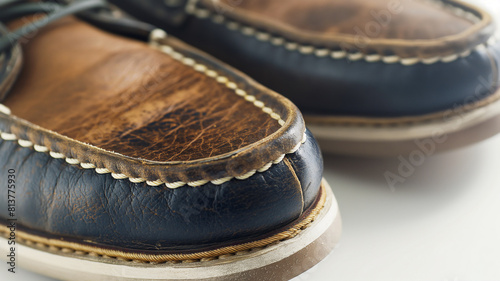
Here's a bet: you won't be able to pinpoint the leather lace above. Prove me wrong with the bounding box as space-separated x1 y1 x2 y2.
0 0 109 53
0 0 157 86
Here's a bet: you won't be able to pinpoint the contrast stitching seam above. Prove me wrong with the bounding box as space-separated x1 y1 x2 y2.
185 0 498 66
150 29 286 127
10 222 312 264
0 128 307 189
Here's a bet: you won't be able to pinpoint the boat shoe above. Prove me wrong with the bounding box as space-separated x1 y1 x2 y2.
110 0 500 156
0 1 341 280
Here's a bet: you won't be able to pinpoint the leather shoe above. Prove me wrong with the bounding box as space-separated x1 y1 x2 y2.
0 1 341 280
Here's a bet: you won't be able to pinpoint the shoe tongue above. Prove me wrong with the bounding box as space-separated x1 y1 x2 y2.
108 0 190 27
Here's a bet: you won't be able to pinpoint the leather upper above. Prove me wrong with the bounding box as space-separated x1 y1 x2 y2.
112 0 500 118
0 18 323 252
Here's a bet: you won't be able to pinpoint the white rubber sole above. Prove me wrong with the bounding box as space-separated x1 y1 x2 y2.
307 89 500 156
0 180 341 281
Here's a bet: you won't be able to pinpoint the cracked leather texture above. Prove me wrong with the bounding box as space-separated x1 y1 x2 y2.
0 19 307 185
112 0 500 118
4 18 280 162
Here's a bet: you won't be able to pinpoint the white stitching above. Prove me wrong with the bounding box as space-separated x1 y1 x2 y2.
33 144 48 152
111 173 128 180
149 30 287 126
65 158 80 165
80 162 96 169
146 180 164 187
49 151 65 159
129 177 145 183
0 104 11 115
185 0 498 65
0 129 307 189
165 181 186 189
235 169 256 180
17 139 33 147
0 132 16 140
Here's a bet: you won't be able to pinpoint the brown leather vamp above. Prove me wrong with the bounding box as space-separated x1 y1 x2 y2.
4 18 280 162
204 0 496 58
0 17 305 184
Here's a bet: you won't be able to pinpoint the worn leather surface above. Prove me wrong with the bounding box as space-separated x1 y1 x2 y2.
217 0 473 39
112 0 500 118
206 0 495 58
0 18 323 251
4 18 281 162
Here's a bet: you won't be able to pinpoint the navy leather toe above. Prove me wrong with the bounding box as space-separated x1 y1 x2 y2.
0 128 322 251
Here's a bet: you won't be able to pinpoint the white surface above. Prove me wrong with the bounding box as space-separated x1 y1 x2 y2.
2 0 500 280
297 133 500 281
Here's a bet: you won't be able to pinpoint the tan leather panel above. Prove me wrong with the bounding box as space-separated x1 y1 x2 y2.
4 18 281 162
218 0 473 40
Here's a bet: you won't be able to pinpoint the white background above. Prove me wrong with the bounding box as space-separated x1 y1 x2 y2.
3 0 500 280
296 134 500 281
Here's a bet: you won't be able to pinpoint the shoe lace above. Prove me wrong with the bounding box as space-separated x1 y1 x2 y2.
0 0 110 53
0 0 157 91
